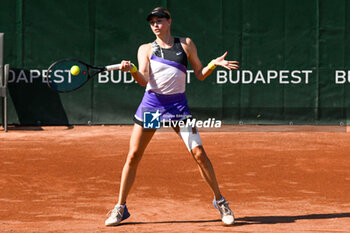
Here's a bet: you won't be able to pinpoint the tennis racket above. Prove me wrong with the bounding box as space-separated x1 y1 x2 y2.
46 58 122 93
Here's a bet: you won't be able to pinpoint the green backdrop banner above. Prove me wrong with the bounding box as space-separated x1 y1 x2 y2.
1 0 350 125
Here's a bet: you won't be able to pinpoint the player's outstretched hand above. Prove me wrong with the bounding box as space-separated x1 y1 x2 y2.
213 52 239 70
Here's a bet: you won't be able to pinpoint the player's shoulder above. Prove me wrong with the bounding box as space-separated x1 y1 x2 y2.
179 37 196 55
179 37 194 46
138 43 152 58
138 43 152 51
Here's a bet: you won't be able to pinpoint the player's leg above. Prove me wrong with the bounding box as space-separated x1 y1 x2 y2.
174 125 234 225
190 145 234 225
173 126 222 199
105 123 156 226
118 123 156 205
190 145 222 200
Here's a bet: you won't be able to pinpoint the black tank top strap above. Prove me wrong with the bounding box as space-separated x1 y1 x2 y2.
151 37 188 68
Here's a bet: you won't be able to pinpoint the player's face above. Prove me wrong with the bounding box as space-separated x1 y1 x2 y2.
149 17 171 35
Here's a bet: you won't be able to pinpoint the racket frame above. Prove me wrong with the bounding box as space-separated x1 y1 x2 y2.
46 58 121 93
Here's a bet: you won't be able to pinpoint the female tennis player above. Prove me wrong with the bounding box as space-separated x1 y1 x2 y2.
105 7 239 226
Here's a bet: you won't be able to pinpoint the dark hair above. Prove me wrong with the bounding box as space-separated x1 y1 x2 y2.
146 7 171 21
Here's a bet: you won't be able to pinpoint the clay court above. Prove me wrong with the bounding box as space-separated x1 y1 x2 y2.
0 125 349 232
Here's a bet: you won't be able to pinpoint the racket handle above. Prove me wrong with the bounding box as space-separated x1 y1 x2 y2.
105 64 122 71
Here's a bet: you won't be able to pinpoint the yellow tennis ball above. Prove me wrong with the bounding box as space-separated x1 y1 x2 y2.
70 65 80 76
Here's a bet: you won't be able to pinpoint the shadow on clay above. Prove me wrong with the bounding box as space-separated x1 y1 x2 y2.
117 212 350 227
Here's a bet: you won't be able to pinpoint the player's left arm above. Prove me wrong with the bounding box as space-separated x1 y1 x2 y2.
181 37 239 81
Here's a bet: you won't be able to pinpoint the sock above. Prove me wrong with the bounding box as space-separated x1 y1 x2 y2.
115 204 126 209
215 196 225 203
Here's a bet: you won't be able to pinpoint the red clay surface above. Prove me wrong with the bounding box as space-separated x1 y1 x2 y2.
0 125 350 232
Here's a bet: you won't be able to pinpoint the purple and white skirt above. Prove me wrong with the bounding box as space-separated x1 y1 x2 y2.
134 91 192 125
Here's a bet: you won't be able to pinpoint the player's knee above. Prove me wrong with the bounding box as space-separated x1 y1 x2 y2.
126 150 143 167
192 147 209 166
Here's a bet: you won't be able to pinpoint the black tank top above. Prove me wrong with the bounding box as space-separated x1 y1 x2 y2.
151 37 188 68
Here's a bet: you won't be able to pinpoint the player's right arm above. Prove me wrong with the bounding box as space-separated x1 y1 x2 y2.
120 43 151 87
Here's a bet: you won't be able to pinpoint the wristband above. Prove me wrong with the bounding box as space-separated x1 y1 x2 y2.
129 63 138 73
208 60 217 70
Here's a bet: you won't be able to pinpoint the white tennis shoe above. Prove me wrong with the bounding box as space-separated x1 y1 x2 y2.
105 204 130 226
213 197 235 225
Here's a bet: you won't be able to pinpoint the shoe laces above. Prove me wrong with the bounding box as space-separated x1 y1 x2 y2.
218 201 232 216
106 207 123 219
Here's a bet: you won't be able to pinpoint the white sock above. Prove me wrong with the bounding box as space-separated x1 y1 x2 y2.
215 196 225 203
115 204 125 209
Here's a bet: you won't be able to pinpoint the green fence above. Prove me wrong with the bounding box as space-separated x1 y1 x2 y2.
1 0 350 125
